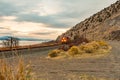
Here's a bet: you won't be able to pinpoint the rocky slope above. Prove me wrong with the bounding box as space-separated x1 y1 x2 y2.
57 0 120 41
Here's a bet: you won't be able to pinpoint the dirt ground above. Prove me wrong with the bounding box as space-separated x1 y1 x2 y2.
5 41 120 80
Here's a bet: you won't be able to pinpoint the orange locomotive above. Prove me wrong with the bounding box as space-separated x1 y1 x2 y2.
59 36 89 51
61 37 70 44
60 37 71 51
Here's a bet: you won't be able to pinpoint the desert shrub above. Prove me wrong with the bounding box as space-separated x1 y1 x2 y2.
48 49 63 58
97 40 108 46
79 44 85 50
79 41 109 53
97 40 109 49
79 43 97 53
68 46 80 56
83 45 95 53
88 41 100 49
0 58 34 80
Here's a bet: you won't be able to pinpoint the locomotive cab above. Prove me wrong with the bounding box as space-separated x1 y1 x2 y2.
59 37 71 51
61 37 70 44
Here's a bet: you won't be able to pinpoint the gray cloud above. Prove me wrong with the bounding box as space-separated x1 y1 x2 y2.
0 0 117 29
0 1 20 16
0 18 3 21
0 29 13 36
15 0 117 29
0 32 12 35
15 13 69 28
0 26 19 36
0 27 10 30
32 32 55 35
0 27 6 29
54 0 118 24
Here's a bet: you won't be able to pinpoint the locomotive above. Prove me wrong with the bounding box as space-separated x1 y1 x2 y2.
59 36 89 51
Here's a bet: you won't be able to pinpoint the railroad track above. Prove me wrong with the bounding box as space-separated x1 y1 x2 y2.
0 42 60 52
0 42 61 58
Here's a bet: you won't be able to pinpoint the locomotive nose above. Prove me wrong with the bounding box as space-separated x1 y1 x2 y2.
61 37 68 43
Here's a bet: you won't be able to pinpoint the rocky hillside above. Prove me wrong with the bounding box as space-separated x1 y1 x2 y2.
57 0 120 41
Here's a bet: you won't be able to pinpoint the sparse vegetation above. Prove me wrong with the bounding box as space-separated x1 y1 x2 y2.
68 46 80 56
68 46 83 56
98 40 108 46
0 57 34 80
48 49 66 58
67 74 108 80
80 45 95 53
48 40 111 58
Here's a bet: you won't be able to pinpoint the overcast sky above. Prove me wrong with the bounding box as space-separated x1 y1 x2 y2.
0 0 117 39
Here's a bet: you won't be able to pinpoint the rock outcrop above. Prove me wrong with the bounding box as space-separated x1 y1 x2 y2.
57 0 120 41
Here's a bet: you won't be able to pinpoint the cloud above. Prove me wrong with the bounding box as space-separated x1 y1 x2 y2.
32 32 54 35
0 26 11 30
0 27 14 36
15 0 117 28
15 13 69 28
0 1 21 16
0 27 6 29
32 0 63 16
55 0 118 24
1 16 17 20
0 32 12 35
0 20 68 39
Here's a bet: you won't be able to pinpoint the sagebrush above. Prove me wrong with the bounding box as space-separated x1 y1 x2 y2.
48 40 111 58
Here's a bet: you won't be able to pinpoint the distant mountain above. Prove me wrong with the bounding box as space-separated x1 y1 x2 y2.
0 36 16 40
0 36 51 41
57 0 120 41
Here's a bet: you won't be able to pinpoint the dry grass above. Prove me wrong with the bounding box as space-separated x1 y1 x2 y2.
48 49 66 58
97 40 108 46
48 40 111 58
80 45 95 53
78 41 110 54
0 57 35 80
68 46 83 56
67 74 108 80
